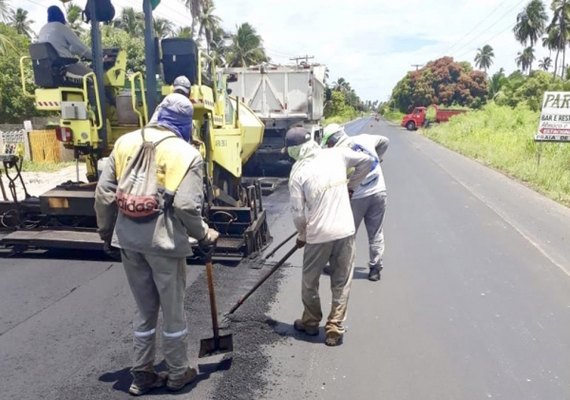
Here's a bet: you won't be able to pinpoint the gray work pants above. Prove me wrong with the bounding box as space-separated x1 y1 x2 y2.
121 249 189 380
301 236 355 335
351 191 387 270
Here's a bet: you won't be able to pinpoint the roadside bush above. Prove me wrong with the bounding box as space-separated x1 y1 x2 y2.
424 102 570 206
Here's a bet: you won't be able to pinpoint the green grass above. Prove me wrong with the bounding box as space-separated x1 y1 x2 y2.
382 110 405 124
423 103 570 207
21 160 76 172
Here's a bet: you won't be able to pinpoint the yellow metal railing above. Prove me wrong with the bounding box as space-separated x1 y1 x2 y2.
19 56 34 99
129 72 148 127
82 72 102 129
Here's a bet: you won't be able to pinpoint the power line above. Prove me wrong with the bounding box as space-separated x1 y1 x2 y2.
443 0 514 54
448 0 526 59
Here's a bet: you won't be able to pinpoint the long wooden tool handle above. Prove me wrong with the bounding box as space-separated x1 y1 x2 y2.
228 243 299 315
205 260 220 338
264 231 297 259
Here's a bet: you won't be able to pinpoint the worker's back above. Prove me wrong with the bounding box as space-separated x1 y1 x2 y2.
289 147 355 244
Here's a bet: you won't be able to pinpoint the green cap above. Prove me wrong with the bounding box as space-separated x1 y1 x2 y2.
321 123 343 147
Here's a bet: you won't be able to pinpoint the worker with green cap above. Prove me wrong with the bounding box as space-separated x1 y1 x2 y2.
285 126 374 346
322 123 389 281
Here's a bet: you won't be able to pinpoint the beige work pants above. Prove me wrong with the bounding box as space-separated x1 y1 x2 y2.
301 236 356 335
121 249 189 380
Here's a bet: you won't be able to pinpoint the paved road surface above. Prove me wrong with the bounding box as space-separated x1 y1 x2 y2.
1 117 569 399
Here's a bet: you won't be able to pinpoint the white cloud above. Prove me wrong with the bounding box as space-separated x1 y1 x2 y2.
22 0 554 102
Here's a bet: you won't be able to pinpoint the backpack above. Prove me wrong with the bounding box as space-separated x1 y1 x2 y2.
115 129 177 220
82 0 115 24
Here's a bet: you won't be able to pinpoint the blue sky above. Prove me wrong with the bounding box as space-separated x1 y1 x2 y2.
21 0 551 102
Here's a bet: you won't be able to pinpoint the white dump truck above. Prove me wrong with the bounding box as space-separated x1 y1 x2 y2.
224 62 327 169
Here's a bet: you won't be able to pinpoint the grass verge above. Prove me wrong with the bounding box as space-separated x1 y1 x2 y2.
21 160 76 173
382 110 405 124
423 103 570 207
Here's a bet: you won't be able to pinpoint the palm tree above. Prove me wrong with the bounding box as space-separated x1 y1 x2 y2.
488 68 506 99
225 23 268 67
197 2 221 52
182 0 209 33
153 17 174 39
513 0 548 72
209 25 228 65
516 46 536 74
9 8 34 39
113 7 144 36
548 0 570 78
0 0 11 22
333 77 352 93
66 3 84 36
474 44 494 72
538 56 552 70
542 26 562 76
176 26 194 39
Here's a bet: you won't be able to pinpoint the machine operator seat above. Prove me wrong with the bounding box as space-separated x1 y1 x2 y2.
161 38 198 86
29 42 82 88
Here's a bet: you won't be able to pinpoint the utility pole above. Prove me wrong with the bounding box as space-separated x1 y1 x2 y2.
290 55 315 66
411 64 423 71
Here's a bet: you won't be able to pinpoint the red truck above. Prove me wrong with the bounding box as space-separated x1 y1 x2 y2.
401 105 467 130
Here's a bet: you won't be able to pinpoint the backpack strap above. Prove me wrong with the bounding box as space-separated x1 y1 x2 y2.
140 127 177 146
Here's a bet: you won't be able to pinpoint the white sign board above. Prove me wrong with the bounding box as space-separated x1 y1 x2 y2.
536 92 570 142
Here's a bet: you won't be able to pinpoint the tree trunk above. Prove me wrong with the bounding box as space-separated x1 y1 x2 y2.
554 49 560 78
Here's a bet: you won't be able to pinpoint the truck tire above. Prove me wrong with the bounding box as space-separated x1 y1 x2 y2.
406 121 416 131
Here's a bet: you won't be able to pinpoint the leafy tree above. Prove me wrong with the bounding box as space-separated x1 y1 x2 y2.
516 46 536 73
390 57 488 112
513 0 547 72
176 26 194 38
66 2 85 36
474 44 494 72
9 8 34 39
99 26 145 73
0 24 36 122
488 68 507 99
0 0 11 22
225 22 268 67
113 7 144 36
496 70 565 111
153 17 174 39
182 0 209 33
538 56 552 70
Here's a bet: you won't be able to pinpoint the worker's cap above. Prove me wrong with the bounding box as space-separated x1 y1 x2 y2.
321 123 345 147
285 126 311 147
173 76 191 96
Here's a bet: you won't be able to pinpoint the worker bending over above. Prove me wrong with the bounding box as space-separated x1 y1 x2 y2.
286 126 374 346
322 124 389 281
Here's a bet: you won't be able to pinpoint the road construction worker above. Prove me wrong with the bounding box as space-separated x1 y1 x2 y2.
37 6 93 77
94 93 219 395
286 126 374 346
322 123 389 281
149 76 192 128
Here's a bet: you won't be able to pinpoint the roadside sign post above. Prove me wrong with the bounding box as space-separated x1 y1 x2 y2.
536 92 570 143
535 92 570 172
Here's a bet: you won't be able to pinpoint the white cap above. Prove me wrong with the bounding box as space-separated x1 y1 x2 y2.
173 76 191 96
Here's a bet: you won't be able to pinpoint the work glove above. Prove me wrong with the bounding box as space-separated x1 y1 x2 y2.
199 228 220 247
296 237 306 248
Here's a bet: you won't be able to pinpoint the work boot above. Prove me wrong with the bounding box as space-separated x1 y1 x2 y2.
128 371 167 396
293 319 319 336
368 267 382 282
324 331 344 347
167 367 198 392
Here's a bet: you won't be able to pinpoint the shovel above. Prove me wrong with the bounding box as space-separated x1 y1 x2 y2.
199 245 234 358
225 243 300 319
